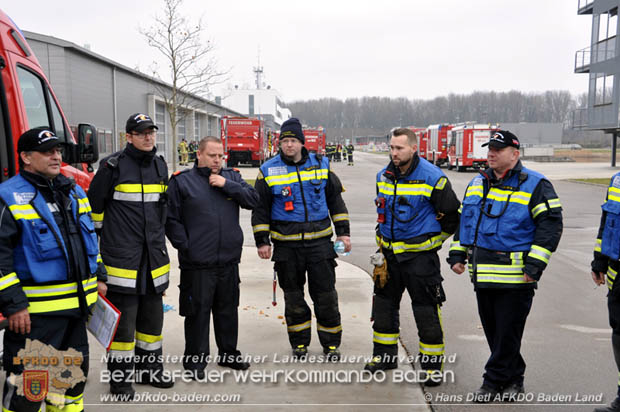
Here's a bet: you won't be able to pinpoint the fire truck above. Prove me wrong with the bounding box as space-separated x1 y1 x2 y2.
303 127 326 154
406 126 426 159
426 124 452 167
447 123 499 172
0 9 101 351
0 9 99 187
220 116 268 167
418 130 428 159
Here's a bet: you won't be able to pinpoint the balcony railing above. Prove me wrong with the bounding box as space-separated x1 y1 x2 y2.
575 36 617 71
575 47 591 71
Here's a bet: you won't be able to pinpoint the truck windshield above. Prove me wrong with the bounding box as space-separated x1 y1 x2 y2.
16 65 67 142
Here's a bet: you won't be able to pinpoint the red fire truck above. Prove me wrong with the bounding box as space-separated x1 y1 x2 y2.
447 123 498 171
426 124 452 167
0 9 99 188
303 127 326 154
406 126 426 159
220 116 268 167
0 9 101 346
418 130 428 159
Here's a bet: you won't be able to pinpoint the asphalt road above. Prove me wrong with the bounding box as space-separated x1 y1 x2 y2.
318 151 617 412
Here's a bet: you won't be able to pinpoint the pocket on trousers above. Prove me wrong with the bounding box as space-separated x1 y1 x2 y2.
178 283 195 317
424 277 446 305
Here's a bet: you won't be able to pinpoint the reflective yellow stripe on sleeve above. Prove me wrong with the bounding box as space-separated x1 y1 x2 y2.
594 238 602 253
449 240 467 253
252 224 270 233
331 213 349 222
529 245 552 264
0 272 20 291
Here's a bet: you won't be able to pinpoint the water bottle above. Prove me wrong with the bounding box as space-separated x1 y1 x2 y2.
334 240 350 256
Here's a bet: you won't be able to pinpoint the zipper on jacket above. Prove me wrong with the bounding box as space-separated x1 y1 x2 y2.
390 178 397 241
295 165 309 240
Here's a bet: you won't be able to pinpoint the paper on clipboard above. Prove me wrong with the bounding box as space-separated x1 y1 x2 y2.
87 293 121 350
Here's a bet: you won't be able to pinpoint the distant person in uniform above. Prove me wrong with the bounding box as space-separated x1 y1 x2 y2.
346 143 354 166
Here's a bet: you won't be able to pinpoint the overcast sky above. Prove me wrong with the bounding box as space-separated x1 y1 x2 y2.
3 0 591 103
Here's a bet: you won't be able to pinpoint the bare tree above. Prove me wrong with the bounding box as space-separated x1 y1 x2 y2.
141 0 227 171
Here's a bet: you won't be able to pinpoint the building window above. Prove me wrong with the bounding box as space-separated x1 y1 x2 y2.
194 114 200 140
598 10 618 42
249 95 255 115
155 102 166 160
595 74 614 106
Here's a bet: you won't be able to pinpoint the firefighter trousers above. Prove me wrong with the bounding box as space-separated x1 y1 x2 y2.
476 288 534 390
2 315 88 412
371 250 446 371
273 243 342 349
608 271 620 398
179 265 241 371
106 290 164 390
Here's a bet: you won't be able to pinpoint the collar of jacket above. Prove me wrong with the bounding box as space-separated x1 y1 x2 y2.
482 160 523 185
280 147 310 166
384 152 420 181
195 163 214 178
124 143 156 165
20 170 73 197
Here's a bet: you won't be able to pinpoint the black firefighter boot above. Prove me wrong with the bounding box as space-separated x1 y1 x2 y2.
594 398 620 412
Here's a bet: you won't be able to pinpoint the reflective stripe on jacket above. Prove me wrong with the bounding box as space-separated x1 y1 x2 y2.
376 157 444 253
0 174 99 314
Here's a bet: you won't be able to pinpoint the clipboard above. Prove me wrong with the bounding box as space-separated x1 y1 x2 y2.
86 293 121 350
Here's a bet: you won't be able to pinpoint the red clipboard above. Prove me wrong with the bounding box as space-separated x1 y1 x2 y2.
86 293 121 351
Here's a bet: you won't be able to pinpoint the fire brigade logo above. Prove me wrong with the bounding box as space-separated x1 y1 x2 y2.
23 370 48 402
281 187 291 197
134 114 151 122
37 130 58 144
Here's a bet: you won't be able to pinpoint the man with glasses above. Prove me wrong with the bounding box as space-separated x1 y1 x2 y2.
448 130 563 402
251 118 350 360
89 113 173 398
0 128 106 411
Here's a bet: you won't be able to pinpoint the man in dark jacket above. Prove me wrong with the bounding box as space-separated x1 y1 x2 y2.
166 136 259 378
448 130 562 402
252 118 351 360
89 113 173 397
0 128 106 411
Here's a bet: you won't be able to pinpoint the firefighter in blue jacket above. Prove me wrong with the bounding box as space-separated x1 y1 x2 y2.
251 118 351 360
448 130 563 402
166 136 259 378
364 127 460 387
0 128 106 411
88 113 173 397
592 172 620 412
